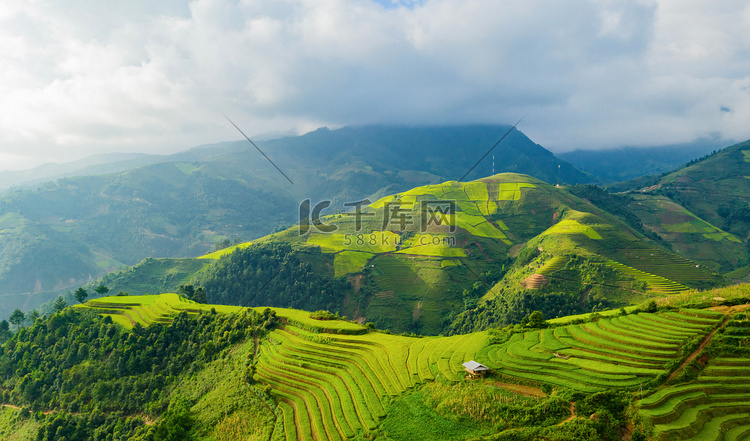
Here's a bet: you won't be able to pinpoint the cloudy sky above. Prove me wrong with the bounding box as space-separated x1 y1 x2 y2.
0 0 749 170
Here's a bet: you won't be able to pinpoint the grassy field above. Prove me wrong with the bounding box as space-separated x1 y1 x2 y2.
540 218 603 240
199 242 254 259
0 407 41 441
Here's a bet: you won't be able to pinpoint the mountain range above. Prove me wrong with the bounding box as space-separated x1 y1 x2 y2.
2 125 749 328
0 125 593 319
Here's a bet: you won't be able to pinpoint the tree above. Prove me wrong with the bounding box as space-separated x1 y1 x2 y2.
178 285 195 300
53 296 68 313
74 288 88 304
0 320 10 342
94 284 109 296
528 310 547 328
193 287 207 304
9 309 25 329
28 310 40 324
214 238 231 251
154 397 194 441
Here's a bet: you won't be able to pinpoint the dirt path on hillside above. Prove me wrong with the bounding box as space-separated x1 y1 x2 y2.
665 316 728 383
491 382 545 397
2 404 64 416
558 402 576 425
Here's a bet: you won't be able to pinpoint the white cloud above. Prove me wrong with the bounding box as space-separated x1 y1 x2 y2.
0 0 749 170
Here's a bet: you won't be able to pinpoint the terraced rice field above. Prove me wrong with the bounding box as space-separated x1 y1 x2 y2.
199 242 253 259
476 310 721 393
77 293 246 328
620 248 715 286
80 294 731 440
537 256 569 275
605 260 688 293
257 308 721 440
541 219 603 240
256 322 489 440
641 357 750 440
640 315 750 441
79 294 370 334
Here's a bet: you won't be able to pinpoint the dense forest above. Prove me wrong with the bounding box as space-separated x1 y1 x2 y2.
0 306 277 440
194 243 352 313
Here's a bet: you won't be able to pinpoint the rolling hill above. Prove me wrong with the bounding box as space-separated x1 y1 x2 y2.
610 139 750 279
0 124 593 320
81 172 724 336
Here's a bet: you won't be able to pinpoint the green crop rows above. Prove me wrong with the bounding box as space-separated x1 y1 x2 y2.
255 320 489 441
605 260 688 293
76 293 246 328
537 256 569 275
256 308 719 440
78 295 730 441
619 248 715 286
476 310 718 394
640 321 750 440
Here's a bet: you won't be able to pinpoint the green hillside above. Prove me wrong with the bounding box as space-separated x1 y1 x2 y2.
79 172 723 335
0 125 592 320
3 287 747 440
606 139 750 281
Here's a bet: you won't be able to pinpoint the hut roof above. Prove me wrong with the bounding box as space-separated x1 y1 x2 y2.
462 360 489 371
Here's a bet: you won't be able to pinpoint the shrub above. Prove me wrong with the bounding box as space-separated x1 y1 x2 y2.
310 310 338 320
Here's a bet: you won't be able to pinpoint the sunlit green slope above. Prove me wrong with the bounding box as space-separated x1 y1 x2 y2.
87 172 723 335
613 139 750 277
61 290 750 441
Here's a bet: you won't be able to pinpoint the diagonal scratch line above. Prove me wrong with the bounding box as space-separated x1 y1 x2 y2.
458 257 509 306
223 113 294 185
243 258 289 307
458 114 526 182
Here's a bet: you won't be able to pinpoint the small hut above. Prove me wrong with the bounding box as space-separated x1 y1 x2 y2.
462 360 489 378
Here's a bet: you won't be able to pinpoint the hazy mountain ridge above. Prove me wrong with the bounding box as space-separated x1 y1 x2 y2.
0 125 593 319
559 138 728 183
608 139 750 278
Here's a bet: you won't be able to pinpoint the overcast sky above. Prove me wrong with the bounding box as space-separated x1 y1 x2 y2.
0 0 749 170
